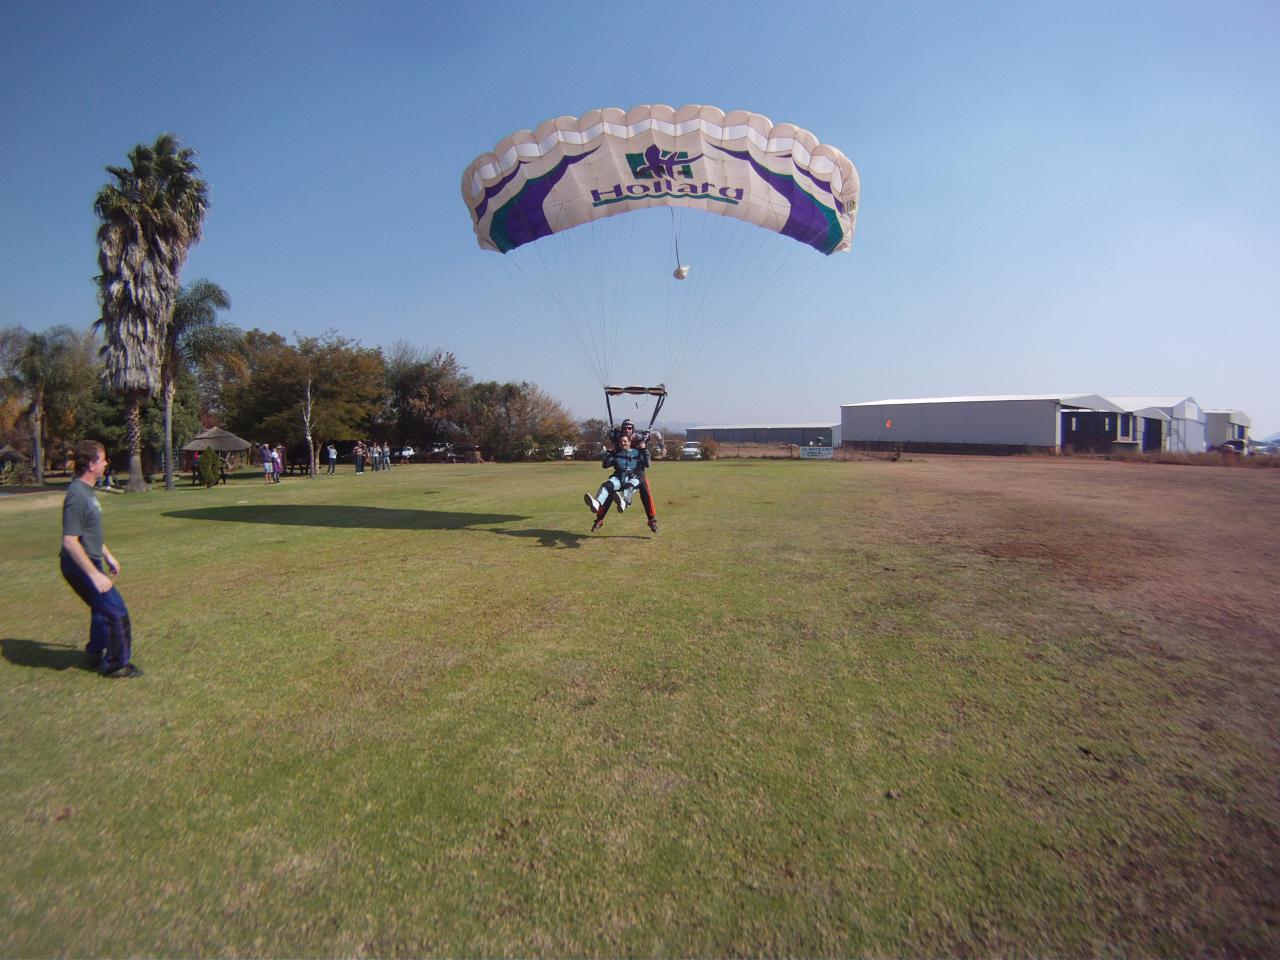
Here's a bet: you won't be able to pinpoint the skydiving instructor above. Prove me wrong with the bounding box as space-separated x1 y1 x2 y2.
59 439 141 678
620 419 658 533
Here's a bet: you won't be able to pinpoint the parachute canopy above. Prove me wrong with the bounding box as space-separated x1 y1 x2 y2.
462 104 859 257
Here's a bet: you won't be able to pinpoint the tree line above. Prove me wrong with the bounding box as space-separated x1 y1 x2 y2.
1 312 584 482
1 133 581 488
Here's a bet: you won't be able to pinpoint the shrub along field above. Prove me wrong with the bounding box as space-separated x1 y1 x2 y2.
2 457 1277 956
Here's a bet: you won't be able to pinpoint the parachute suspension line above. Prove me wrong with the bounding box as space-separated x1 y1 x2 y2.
506 246 603 386
511 195 611 386
499 194 599 382
534 230 602 383
666 208 760 385
606 211 640 384
665 206 826 386
676 226 815 383
670 206 684 274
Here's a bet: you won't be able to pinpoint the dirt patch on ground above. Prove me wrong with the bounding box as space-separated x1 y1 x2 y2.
886 456 1279 658
878 456 1280 951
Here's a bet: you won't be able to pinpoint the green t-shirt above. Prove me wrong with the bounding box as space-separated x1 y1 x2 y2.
61 478 104 560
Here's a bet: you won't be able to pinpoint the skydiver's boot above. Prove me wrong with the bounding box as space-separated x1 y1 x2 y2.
592 517 604 532
648 517 658 534
585 493 600 513
614 490 627 512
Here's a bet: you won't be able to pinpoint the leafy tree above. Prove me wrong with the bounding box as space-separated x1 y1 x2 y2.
224 331 384 472
0 326 98 482
75 371 201 475
577 418 609 458
456 381 577 461
94 133 209 491
381 340 471 448
161 279 240 489
0 326 30 449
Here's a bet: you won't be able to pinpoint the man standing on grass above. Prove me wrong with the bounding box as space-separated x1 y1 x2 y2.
59 440 140 678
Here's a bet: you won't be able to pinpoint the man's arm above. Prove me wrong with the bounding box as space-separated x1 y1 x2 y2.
61 536 113 593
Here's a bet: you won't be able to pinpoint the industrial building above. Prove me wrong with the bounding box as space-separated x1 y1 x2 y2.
685 423 839 446
1106 397 1207 453
689 394 1244 456
1203 409 1251 448
839 394 1216 454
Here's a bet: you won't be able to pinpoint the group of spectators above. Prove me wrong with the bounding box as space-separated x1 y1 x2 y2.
258 443 286 483
351 441 395 475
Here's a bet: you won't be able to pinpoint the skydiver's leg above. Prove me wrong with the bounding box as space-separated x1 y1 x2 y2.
595 495 613 521
636 475 655 521
619 476 640 509
597 476 621 504
590 477 621 522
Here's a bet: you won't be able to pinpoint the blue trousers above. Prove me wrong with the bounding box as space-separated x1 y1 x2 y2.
60 553 132 673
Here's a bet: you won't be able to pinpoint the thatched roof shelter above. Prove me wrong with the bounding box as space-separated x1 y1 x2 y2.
181 427 251 453
0 444 29 464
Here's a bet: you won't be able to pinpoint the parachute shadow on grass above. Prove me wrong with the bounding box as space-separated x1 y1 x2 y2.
2 639 90 672
163 504 526 531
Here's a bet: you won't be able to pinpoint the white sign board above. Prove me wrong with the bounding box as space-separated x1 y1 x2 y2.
800 446 834 459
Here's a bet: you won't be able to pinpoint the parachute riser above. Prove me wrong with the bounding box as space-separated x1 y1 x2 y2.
604 384 667 432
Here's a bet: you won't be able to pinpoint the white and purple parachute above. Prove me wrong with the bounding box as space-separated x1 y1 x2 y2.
462 104 859 387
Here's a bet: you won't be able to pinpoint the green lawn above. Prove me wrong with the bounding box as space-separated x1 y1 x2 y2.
1 461 1274 956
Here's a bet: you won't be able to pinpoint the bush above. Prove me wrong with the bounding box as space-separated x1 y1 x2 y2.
196 451 222 488
700 437 720 460
0 461 36 486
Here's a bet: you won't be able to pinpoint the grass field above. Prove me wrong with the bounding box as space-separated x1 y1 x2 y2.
2 458 1277 956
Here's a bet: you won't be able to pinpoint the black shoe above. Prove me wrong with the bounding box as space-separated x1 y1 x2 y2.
83 650 104 671
591 519 604 532
648 518 659 534
102 663 143 679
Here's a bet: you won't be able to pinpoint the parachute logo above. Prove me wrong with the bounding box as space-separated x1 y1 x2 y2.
628 146 701 180
591 177 743 208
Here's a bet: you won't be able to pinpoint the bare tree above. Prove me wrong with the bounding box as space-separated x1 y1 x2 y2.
301 374 317 478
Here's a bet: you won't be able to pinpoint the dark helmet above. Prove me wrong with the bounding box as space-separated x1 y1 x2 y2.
621 419 635 431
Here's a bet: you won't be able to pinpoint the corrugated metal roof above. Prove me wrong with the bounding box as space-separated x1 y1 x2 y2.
689 423 836 430
1105 396 1195 410
843 394 1115 409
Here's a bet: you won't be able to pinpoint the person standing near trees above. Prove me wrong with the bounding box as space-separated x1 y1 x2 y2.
59 440 140 678
327 442 337 474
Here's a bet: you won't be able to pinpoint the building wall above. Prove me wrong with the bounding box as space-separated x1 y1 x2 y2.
1204 411 1250 446
686 425 835 445
841 399 1061 449
1166 400 1207 452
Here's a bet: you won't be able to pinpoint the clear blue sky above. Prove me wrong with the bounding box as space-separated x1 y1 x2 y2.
2 0 1277 434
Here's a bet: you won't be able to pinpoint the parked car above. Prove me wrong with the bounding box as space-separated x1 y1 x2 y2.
1211 439 1249 455
681 441 702 460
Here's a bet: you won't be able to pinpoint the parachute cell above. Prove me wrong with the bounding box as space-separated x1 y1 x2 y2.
462 104 859 257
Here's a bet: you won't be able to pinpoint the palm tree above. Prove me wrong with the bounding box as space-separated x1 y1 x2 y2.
94 134 208 492
161 279 240 489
